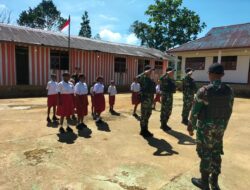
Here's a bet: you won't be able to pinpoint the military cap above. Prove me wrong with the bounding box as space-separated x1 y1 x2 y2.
209 63 224 74
166 67 176 73
185 68 194 74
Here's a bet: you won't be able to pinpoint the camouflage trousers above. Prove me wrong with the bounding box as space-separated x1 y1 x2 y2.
196 121 225 174
140 94 154 128
182 94 194 120
160 93 173 125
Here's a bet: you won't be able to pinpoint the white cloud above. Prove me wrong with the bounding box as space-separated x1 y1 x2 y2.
99 28 140 45
0 4 7 10
126 33 140 45
99 14 118 21
99 29 122 42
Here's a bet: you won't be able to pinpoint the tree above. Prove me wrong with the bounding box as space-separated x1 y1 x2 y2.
79 11 92 38
0 8 11 24
17 0 66 31
130 0 206 51
94 33 101 40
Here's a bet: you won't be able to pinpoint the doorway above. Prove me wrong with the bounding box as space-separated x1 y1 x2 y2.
15 46 29 85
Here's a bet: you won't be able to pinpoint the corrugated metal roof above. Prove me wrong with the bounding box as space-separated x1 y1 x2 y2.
168 23 250 53
0 23 170 60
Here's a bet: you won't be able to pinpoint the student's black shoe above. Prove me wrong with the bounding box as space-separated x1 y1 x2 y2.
140 129 153 138
59 127 65 133
161 124 172 131
133 113 137 117
66 126 73 133
182 118 189 126
76 123 83 130
52 116 59 121
81 122 87 128
47 117 52 123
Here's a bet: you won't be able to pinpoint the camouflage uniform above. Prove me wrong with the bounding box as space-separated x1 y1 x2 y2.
182 75 197 121
160 75 176 126
190 80 234 176
138 74 155 129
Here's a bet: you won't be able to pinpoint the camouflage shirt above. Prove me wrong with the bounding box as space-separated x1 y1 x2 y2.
182 75 197 96
160 75 176 94
138 74 155 94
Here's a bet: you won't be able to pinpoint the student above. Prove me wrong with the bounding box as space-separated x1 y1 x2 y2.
152 80 161 110
130 77 141 116
46 74 59 123
57 72 75 133
108 80 117 114
69 77 77 121
74 74 89 129
90 83 96 119
93 76 105 123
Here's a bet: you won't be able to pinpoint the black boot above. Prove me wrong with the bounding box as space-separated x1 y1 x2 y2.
210 174 220 190
191 172 210 190
140 125 153 138
161 123 172 131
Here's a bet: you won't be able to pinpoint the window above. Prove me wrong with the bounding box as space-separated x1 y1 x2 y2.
115 57 126 73
213 56 237 70
50 50 69 70
185 57 205 70
138 59 150 74
155 61 163 70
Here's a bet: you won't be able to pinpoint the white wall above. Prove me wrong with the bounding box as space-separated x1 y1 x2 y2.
181 55 250 84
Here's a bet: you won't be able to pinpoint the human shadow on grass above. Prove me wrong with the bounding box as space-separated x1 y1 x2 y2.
164 129 196 145
95 121 111 132
47 121 59 128
144 136 179 156
57 131 78 144
78 126 92 138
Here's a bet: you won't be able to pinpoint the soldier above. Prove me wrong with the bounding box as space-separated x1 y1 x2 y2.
137 65 155 137
160 67 176 131
182 68 197 125
188 63 234 190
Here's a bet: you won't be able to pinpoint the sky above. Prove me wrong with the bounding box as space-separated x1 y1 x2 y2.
0 0 250 45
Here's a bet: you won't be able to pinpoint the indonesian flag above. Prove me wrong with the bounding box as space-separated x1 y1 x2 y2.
60 17 70 32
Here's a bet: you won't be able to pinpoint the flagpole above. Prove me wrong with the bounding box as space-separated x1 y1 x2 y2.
68 15 71 73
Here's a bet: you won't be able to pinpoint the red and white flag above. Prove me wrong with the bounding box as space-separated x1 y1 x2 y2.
60 17 70 32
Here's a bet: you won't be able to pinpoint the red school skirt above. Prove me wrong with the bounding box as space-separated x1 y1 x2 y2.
57 94 74 117
109 95 115 106
154 94 161 103
47 94 57 107
75 94 89 117
132 92 140 105
94 93 105 114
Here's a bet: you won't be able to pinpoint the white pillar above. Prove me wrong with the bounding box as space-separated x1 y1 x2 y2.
218 50 222 63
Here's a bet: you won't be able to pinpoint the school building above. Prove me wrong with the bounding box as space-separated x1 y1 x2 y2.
0 24 174 98
168 23 250 85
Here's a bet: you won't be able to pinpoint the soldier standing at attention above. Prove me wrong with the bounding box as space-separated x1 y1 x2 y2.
182 68 197 125
160 67 176 131
188 63 234 190
137 65 155 138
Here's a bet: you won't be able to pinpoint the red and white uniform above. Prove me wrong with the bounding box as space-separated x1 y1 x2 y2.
74 82 89 117
108 85 117 106
56 81 74 117
154 84 161 103
93 82 105 114
131 82 141 105
46 80 58 107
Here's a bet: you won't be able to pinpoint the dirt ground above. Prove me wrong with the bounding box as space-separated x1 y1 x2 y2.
0 92 249 190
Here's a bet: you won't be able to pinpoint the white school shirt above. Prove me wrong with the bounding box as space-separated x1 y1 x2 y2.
93 82 104 94
156 84 161 94
108 85 117 96
74 82 88 95
130 82 140 92
46 80 58 95
57 81 74 95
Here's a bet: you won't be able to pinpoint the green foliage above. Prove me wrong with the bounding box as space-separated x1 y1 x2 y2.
79 11 92 38
17 0 66 31
130 0 206 51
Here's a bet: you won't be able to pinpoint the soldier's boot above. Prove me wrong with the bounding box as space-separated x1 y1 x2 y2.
140 125 153 138
161 122 172 131
209 174 221 190
191 172 210 190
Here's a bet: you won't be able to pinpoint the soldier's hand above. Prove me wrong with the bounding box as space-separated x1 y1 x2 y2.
187 121 194 136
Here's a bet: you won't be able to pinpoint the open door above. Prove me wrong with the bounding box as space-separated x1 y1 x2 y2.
15 46 29 85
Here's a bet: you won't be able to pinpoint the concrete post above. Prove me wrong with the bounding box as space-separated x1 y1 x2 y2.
218 50 222 63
